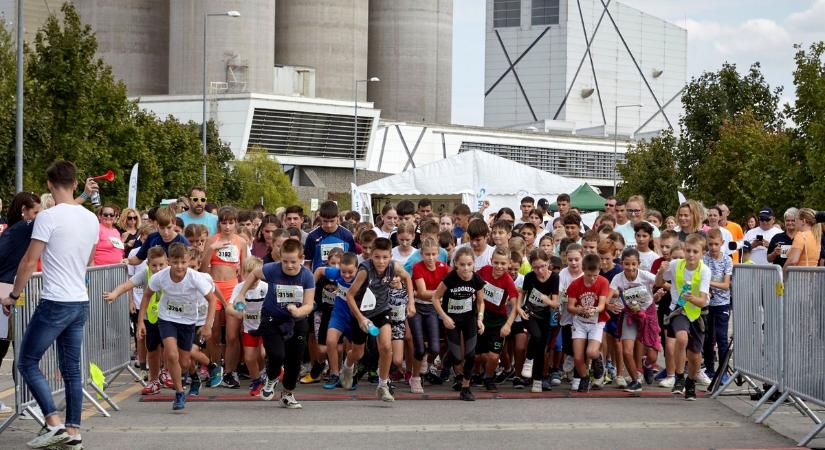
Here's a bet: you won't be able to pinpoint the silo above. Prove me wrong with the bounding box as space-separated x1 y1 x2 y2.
74 0 169 96
168 0 274 95
367 0 452 123
274 0 368 101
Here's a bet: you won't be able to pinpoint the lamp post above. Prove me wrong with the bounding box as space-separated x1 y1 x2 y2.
202 10 241 185
613 103 643 195
353 77 380 185
15 0 23 192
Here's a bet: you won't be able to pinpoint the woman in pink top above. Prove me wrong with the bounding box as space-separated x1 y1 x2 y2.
93 204 125 266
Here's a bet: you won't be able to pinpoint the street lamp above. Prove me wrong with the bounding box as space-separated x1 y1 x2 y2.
202 10 241 184
353 77 380 185
613 103 643 195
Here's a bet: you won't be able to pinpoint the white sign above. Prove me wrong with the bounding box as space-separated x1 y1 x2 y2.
127 163 139 209
310 198 319 211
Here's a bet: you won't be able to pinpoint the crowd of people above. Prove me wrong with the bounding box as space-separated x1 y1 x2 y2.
1 160 825 449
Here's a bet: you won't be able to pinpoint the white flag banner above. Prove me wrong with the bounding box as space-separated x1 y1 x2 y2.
128 163 139 209
351 183 374 224
677 191 686 204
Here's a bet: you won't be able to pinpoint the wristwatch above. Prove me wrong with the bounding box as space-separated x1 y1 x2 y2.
78 191 90 201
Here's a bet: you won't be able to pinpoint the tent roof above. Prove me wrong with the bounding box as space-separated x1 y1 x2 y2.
549 183 606 212
357 150 581 196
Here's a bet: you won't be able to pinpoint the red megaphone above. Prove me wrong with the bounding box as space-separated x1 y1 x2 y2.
91 170 115 182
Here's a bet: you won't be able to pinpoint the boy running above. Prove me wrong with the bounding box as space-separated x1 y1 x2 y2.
566 254 609 393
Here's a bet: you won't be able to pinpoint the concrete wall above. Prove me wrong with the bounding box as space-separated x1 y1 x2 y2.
275 0 368 102
168 0 274 95
367 0 453 123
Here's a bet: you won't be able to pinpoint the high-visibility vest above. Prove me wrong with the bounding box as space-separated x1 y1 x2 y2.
675 259 703 322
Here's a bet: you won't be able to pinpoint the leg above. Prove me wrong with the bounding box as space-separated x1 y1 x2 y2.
224 313 242 375
514 332 528 375
376 324 393 381
325 328 343 375
714 306 731 375
665 336 676 376
461 319 478 388
243 345 261 377
282 320 308 392
408 311 426 375
208 310 224 364
572 339 587 378
163 339 182 391
674 330 689 376
622 339 637 381
260 325 286 380
54 303 89 432
702 310 717 374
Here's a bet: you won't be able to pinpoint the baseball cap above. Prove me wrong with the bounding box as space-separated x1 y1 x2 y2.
758 207 774 219
537 198 550 211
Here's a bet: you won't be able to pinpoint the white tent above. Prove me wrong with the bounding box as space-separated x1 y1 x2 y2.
353 150 582 219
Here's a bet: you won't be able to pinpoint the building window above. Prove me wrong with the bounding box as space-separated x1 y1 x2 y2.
493 0 521 28
531 0 559 25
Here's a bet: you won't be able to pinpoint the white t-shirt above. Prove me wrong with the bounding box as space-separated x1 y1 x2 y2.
609 270 656 311
372 226 394 239
31 203 98 302
148 267 214 325
391 246 415 265
452 243 495 270
229 280 268 333
127 247 146 310
558 268 583 326
743 226 782 265
661 260 711 311
615 221 661 249
638 250 658 272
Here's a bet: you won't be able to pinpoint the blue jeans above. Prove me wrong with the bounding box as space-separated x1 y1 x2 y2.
702 304 731 376
18 300 89 428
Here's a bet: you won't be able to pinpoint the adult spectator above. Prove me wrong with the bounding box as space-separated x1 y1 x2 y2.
767 208 798 268
604 195 617 217
717 203 744 263
614 195 660 248
174 196 191 214
1 161 98 449
0 192 41 414
743 213 758 233
283 205 309 244
676 200 705 241
40 193 55 210
785 208 821 267
118 207 142 255
177 186 218 235
93 204 125 266
743 207 782 265
705 206 734 257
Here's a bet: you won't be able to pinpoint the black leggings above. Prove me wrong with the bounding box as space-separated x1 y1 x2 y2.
526 316 550 380
261 318 308 391
409 303 441 361
0 339 10 368
445 314 477 376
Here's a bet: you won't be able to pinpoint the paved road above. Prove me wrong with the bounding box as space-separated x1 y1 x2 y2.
0 375 802 450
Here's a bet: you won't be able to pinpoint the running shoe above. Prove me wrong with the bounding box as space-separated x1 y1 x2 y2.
188 377 201 397
672 375 686 395
222 372 240 389
658 376 675 388
521 359 534 378
161 370 174 389
249 378 263 397
452 374 464 392
409 377 424 394
439 367 451 384
512 376 527 389
591 356 605 380
260 375 279 401
562 355 575 374
643 366 655 385
484 377 498 392
280 392 303 409
570 377 580 391
367 371 379 384
208 365 224 388
426 366 444 385
140 369 148 383
404 371 412 385
549 370 562 386
60 434 84 450
323 374 341 390
624 380 643 393
685 377 697 401
696 371 712 386
341 364 355 390
616 376 628 388
376 385 395 402
591 376 604 390
606 360 616 379
300 372 323 384
459 387 475 401
654 368 668 381
531 380 543 393
389 369 403 383
578 376 591 393
541 377 554 391
494 367 514 384
26 426 70 449
470 373 483 387
141 380 161 396
172 391 186 411
198 365 209 382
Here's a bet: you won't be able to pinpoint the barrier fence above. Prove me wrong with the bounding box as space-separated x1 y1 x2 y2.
713 265 825 447
0 264 138 434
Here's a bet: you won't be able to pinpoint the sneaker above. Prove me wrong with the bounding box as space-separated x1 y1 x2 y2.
439 367 451 384
591 376 604 389
387 380 396 396
616 376 628 388
549 370 562 386
459 387 475 401
484 377 498 392
624 380 643 393
60 434 84 450
495 368 514 384
562 355 575 374
141 380 161 395
654 368 668 381
606 360 617 379
367 371 379 385
198 366 209 382
672 375 686 395
470 373 483 387
531 380 543 393
376 385 395 402
658 376 675 388
720 373 730 387
521 359 534 378
571 377 580 391
300 372 322 384
323 374 341 390
26 425 70 448
541 377 554 391
0 402 12 414
188 377 201 397
591 356 605 379
208 365 224 388
604 372 614 385
696 371 712 386
222 372 240 389
426 366 444 385
172 391 186 410
249 378 263 397
578 376 590 393
260 375 279 401
160 369 172 388
409 376 424 394
341 364 355 390
512 376 527 389
685 377 697 401
140 369 148 382
280 392 303 409
643 366 655 385
452 374 464 392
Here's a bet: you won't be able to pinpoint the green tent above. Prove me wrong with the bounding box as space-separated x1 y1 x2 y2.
548 183 606 212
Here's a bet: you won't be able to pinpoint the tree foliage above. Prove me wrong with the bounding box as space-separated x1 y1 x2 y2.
229 148 301 211
617 130 681 215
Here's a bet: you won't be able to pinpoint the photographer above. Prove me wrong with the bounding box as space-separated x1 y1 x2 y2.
742 208 781 265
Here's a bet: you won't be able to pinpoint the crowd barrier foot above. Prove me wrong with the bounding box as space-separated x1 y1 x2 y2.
711 369 740 399
788 396 820 424
0 413 18 434
799 420 825 447
82 388 111 418
749 384 779 417
755 391 790 424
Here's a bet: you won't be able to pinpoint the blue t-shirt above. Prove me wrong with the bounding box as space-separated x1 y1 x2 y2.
600 265 624 283
0 220 34 284
703 253 733 306
323 266 355 302
304 226 356 271
135 232 190 261
403 248 449 274
261 262 315 319
177 212 218 235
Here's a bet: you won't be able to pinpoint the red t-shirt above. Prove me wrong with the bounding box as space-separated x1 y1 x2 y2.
412 261 450 297
477 265 519 317
650 257 665 275
567 275 610 323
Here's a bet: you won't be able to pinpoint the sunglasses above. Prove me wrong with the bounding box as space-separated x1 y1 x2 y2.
127 216 138 220
604 203 616 207
190 197 207 203
627 209 642 214
759 217 771 222
101 213 116 218
182 207 190 211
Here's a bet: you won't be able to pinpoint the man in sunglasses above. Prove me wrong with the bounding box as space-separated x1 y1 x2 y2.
177 186 218 235
742 207 781 265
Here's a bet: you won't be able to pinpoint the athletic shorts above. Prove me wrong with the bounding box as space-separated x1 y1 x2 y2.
213 279 239 312
477 324 505 355
621 316 639 341
241 331 262 348
351 311 391 345
328 304 353 342
604 312 622 339
314 307 333 344
158 319 196 351
391 320 406 341
571 320 605 343
667 314 704 354
510 320 527 335
143 320 162 352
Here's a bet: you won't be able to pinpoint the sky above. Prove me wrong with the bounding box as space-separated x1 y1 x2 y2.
451 0 825 126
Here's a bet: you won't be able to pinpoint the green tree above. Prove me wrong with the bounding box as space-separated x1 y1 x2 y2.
0 25 17 203
617 130 681 216
228 148 300 210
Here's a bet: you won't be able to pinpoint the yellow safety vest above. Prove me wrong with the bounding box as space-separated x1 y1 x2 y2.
675 259 703 322
146 269 160 324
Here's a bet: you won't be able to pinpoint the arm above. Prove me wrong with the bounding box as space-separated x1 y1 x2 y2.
345 270 369 329
785 247 801 267
398 265 416 317
596 295 608 314
7 240 46 301
103 280 137 303
501 295 518 336
74 178 98 205
430 282 454 329
199 291 218 340
686 292 709 308
475 290 485 335
234 268 265 309
200 237 216 272
288 286 315 318
88 245 97 267
710 274 731 290
414 278 436 300
515 291 528 320
135 287 154 339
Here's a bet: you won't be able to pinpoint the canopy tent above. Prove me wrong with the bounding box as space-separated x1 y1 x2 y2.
548 183 606 213
353 150 582 221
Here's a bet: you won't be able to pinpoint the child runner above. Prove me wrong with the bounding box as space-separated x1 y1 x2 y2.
518 249 560 393
391 221 417 265
566 253 609 393
490 220 513 248
520 223 538 251
388 260 416 386
228 256 268 396
137 243 217 410
127 207 190 266
652 239 683 388
538 234 555 256
184 247 221 397
582 230 599 256
453 219 495 269
125 223 154 381
403 219 449 274
432 247 486 401
558 243 584 387
634 222 658 272
701 228 733 386
504 249 529 388
598 240 625 388
656 233 711 400
452 204 472 245
301 247 344 384
234 239 316 408
373 204 398 239
305 201 356 271
319 252 359 390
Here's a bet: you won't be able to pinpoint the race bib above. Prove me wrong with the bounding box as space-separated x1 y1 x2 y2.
320 243 345 262
447 297 472 314
780 245 791 258
623 285 651 310
483 283 505 307
390 305 406 321
217 244 240 263
322 288 336 305
559 289 568 306
276 285 303 304
197 301 207 318
337 285 350 299
109 236 125 250
165 298 195 319
244 310 260 322
527 289 545 307
360 288 377 312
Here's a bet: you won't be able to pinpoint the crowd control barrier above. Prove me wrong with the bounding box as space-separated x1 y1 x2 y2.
0 265 137 434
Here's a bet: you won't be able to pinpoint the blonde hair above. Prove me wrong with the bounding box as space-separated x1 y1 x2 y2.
797 208 822 245
678 200 704 233
118 207 142 230
243 256 263 276
626 195 647 212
